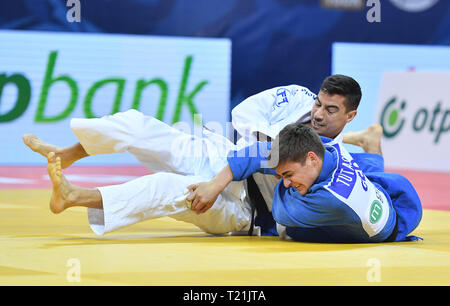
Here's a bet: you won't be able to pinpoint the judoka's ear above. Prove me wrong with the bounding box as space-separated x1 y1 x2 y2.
346 109 357 123
306 151 320 164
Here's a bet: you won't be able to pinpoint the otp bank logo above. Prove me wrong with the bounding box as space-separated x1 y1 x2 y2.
380 96 450 144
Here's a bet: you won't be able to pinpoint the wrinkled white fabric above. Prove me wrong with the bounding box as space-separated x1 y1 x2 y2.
71 109 251 235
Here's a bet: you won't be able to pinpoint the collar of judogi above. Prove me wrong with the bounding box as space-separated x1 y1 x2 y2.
315 147 336 185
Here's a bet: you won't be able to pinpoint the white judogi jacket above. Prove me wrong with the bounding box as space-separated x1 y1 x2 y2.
232 85 317 150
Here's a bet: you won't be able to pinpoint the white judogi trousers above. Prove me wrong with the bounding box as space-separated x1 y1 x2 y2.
70 109 252 235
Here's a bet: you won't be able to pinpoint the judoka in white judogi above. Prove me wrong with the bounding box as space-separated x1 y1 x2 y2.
69 85 316 235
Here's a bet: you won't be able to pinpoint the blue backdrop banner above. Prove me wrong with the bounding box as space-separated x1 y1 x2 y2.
1 0 449 111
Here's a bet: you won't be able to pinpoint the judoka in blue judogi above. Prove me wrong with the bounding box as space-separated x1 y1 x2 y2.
226 123 422 243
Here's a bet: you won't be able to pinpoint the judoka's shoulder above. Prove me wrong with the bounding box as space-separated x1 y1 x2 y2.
289 85 317 99
276 186 352 227
306 184 345 209
260 84 316 98
274 85 316 100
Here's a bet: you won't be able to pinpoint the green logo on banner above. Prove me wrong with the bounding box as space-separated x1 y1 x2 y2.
379 96 450 144
379 96 406 138
0 73 32 123
370 200 383 224
0 51 209 124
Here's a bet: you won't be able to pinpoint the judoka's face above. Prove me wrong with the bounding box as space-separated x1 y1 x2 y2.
276 152 322 195
311 91 357 139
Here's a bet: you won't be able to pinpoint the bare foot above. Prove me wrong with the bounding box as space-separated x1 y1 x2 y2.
343 124 383 155
47 152 73 214
22 134 79 169
23 134 64 164
46 152 103 213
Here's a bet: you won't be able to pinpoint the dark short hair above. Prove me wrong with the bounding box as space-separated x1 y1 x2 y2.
320 74 362 112
268 123 325 167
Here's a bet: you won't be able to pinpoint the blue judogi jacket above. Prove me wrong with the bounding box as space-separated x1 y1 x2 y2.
227 138 422 243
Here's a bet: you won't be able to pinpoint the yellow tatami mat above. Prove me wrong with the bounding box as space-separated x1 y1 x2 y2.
1 189 450 286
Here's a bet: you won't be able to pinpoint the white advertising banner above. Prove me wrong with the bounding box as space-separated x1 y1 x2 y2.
376 72 450 172
0 30 231 165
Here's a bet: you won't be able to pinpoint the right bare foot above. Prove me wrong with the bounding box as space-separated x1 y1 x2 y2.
46 152 103 213
23 134 73 169
343 124 383 155
47 152 74 214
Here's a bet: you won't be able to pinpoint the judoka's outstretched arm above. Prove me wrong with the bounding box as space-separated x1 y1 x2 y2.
187 164 234 214
187 142 277 213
